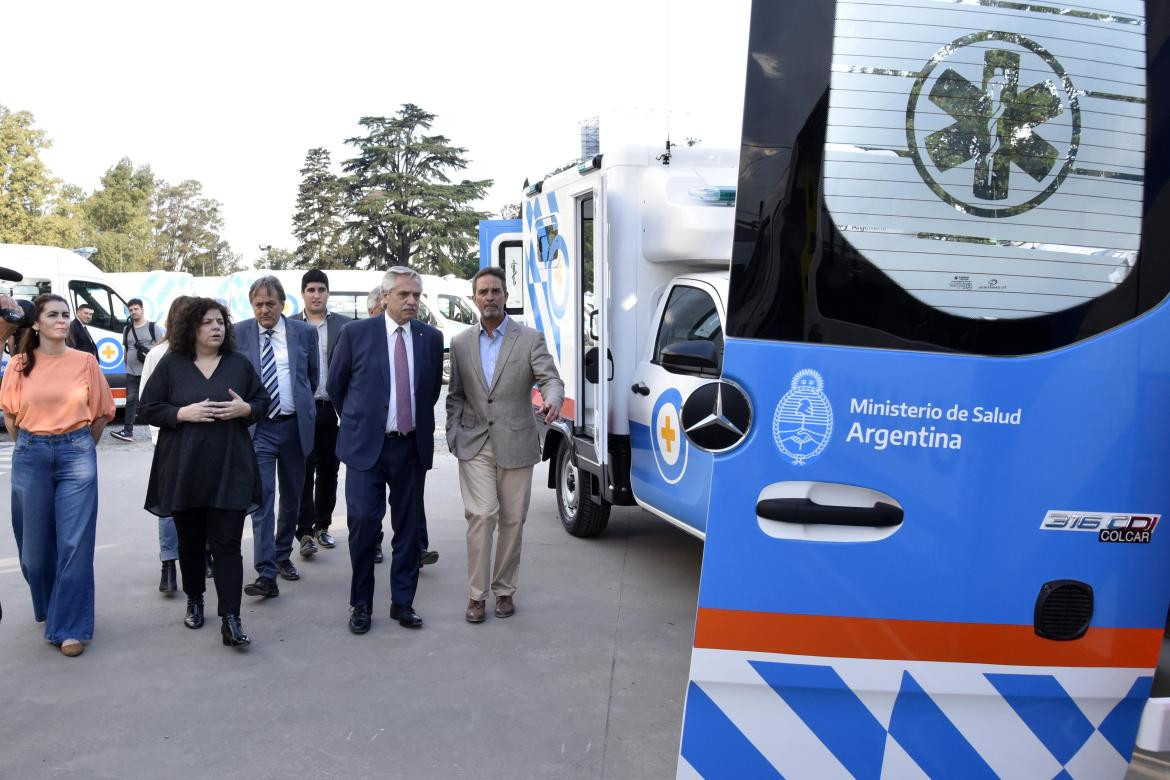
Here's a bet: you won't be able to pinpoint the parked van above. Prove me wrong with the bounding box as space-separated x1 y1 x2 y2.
0 244 133 405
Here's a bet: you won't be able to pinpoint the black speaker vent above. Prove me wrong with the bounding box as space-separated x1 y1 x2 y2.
1034 580 1093 641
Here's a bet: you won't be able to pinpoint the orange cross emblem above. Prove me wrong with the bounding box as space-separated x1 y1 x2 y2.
660 414 677 454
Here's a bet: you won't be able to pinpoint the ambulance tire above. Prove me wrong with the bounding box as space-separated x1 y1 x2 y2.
556 439 610 537
442 351 451 384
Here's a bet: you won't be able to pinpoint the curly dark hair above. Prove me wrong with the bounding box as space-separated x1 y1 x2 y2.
168 297 236 359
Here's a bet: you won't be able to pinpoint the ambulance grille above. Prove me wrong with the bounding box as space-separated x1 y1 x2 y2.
1034 580 1093 641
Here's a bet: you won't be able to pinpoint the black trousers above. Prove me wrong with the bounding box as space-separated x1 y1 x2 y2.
346 434 424 609
173 507 246 617
122 374 141 430
298 400 340 537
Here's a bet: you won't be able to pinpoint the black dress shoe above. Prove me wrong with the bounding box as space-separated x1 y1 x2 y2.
420 549 439 566
373 545 384 564
184 597 204 629
221 615 251 647
349 604 371 634
276 560 300 581
159 560 178 593
299 535 318 558
389 604 423 628
316 530 336 549
244 576 279 598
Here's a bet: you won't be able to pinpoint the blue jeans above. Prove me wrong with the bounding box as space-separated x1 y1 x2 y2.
11 428 99 643
158 516 178 562
251 417 305 580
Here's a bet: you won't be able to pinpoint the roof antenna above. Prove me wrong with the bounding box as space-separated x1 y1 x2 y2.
656 0 672 166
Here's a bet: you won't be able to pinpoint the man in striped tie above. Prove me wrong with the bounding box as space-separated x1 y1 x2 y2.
235 276 320 598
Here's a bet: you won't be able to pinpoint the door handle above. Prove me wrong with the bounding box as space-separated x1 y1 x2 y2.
631 382 650 396
756 498 903 528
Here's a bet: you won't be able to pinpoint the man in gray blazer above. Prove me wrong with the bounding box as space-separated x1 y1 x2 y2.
294 269 352 556
235 276 319 597
447 266 563 623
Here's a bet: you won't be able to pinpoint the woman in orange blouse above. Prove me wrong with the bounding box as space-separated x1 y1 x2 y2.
0 294 115 657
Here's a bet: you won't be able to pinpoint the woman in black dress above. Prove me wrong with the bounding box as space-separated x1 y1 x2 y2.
140 298 269 648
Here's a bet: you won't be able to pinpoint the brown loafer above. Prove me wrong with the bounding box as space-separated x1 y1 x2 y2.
60 639 84 657
494 595 515 618
465 599 486 623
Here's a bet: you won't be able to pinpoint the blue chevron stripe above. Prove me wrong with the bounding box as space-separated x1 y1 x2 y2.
749 661 886 780
985 674 1094 765
680 682 783 779
1097 676 1153 761
888 671 997 779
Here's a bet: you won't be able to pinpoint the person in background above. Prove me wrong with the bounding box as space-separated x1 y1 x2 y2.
0 291 30 626
140 298 268 648
140 296 196 596
66 304 98 358
110 298 162 443
294 269 351 556
1 294 115 656
447 267 563 623
328 268 443 634
235 277 318 597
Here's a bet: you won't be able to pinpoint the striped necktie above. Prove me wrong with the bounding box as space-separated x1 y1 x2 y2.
261 329 281 419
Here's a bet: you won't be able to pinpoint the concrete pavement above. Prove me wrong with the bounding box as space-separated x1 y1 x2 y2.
0 429 702 779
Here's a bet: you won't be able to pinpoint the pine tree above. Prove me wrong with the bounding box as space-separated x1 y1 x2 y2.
340 104 491 271
291 147 346 268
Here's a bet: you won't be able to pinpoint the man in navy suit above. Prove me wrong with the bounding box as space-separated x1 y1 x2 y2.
235 276 319 598
328 266 443 634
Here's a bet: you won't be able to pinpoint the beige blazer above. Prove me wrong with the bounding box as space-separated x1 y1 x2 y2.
446 320 564 469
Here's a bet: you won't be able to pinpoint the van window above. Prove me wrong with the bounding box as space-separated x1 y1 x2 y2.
726 0 1167 356
69 280 128 333
653 285 724 367
439 293 477 325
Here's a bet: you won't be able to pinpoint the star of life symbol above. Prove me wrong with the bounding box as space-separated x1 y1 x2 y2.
773 369 833 466
906 31 1080 218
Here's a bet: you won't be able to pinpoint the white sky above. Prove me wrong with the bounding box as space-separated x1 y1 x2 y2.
2 0 750 267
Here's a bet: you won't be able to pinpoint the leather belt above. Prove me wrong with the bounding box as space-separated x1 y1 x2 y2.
385 430 415 439
270 413 296 422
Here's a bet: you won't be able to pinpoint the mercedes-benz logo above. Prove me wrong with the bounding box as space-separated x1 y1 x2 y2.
681 380 752 453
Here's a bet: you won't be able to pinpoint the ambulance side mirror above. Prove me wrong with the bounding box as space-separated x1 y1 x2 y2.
584 347 614 384
660 341 720 378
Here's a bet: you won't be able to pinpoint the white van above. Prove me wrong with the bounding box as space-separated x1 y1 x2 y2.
0 244 134 406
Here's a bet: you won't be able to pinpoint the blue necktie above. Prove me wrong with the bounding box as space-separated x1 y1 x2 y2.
261 329 280 418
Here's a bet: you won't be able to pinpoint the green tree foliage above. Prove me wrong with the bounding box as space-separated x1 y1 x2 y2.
153 180 240 275
257 246 299 270
0 106 80 245
340 104 491 273
82 158 158 271
292 147 347 268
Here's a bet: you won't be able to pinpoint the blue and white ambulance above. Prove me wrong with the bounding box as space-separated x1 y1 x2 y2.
482 145 738 537
676 1 1170 777
0 244 134 406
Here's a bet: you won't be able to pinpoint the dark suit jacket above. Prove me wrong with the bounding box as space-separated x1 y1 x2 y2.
234 315 319 454
327 315 444 472
67 318 98 358
294 311 352 367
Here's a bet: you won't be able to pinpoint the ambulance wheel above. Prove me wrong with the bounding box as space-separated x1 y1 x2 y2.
556 440 610 537
442 352 451 384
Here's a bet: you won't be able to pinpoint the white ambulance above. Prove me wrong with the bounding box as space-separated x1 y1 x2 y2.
481 144 737 537
0 244 134 406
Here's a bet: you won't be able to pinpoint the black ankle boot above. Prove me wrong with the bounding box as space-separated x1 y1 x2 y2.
159 560 177 594
184 597 204 629
221 614 250 647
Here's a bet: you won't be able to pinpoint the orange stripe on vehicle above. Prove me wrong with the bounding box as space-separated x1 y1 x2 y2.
111 388 126 400
694 608 1164 668
532 388 574 420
